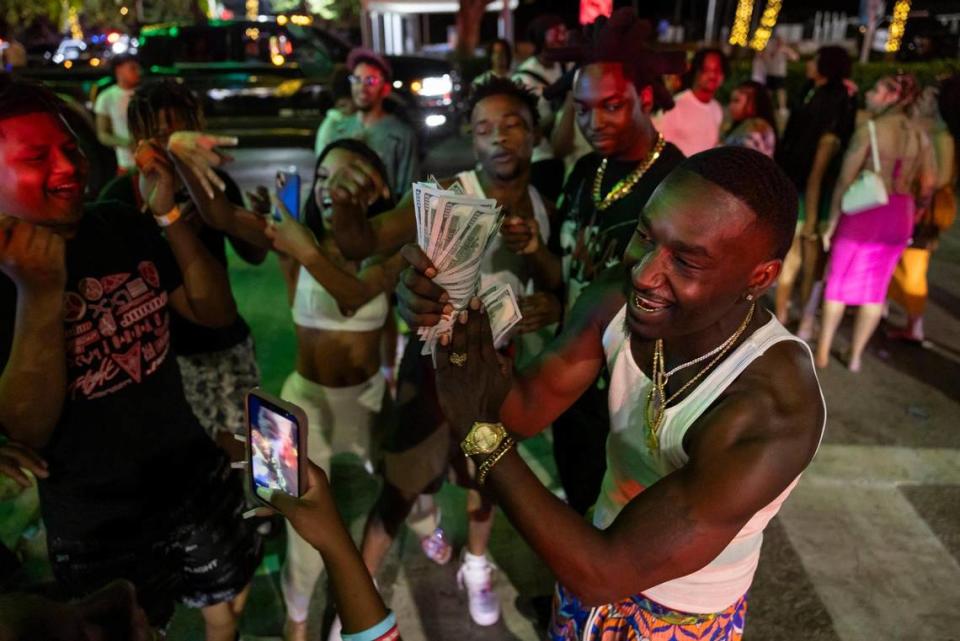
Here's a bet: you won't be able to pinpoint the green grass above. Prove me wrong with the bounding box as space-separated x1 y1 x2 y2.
227 248 298 395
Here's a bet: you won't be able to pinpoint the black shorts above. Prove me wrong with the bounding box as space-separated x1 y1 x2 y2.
47 454 263 627
766 75 786 91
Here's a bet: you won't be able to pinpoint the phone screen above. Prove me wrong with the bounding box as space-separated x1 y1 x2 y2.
248 394 302 497
275 169 301 222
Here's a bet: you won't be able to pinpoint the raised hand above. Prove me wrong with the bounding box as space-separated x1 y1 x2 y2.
135 140 177 216
0 440 49 488
264 193 318 262
395 243 452 328
501 215 540 255
256 461 343 553
166 131 238 199
0 215 66 295
327 156 391 213
246 185 271 216
434 298 513 437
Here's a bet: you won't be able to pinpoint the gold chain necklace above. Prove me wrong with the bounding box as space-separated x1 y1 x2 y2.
644 303 756 454
592 134 666 212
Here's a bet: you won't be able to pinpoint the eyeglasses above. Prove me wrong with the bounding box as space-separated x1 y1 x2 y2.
349 74 384 87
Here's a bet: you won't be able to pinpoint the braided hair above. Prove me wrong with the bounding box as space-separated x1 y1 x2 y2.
679 146 798 260
885 72 922 113
127 79 205 143
467 76 540 128
560 8 685 112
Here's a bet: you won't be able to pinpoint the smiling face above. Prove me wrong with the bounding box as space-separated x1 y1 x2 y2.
471 93 535 182
573 62 652 159
314 146 377 226
622 170 780 341
0 112 88 232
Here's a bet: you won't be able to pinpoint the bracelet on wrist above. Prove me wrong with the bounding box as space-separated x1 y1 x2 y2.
476 436 515 486
342 611 398 641
153 205 182 228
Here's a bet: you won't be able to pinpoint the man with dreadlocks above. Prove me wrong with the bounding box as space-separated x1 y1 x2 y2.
0 77 261 640
318 76 558 632
512 8 688 516
100 79 268 459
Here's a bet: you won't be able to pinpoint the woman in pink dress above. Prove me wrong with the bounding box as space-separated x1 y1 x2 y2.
816 74 937 371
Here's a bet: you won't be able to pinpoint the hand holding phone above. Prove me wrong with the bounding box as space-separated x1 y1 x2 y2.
246 389 308 506
274 167 301 222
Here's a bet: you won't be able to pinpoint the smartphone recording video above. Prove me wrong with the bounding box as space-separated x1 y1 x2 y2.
274 167 301 222
246 389 307 502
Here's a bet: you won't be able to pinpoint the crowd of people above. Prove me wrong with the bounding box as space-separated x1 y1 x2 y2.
0 7 958 641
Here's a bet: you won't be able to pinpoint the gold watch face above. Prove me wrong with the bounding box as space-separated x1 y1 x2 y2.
473 424 501 452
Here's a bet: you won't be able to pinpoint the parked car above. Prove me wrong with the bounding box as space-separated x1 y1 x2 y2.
134 19 460 141
16 19 462 145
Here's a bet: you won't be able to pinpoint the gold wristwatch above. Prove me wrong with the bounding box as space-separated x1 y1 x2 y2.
460 422 507 457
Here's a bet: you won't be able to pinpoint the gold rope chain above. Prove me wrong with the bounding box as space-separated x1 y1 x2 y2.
644 302 756 453
592 134 666 212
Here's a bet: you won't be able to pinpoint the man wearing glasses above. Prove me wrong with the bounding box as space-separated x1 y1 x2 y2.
314 49 419 197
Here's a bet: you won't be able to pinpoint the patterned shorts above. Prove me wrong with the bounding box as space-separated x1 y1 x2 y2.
177 335 261 438
549 583 747 641
48 453 263 627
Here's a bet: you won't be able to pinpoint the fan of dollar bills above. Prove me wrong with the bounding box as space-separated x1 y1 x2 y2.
413 177 522 357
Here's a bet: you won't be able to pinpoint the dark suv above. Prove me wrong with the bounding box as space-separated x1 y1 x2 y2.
136 19 461 141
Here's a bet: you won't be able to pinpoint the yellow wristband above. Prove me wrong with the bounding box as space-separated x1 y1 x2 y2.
154 205 182 228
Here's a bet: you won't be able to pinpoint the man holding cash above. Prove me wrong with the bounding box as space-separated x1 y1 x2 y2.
322 77 557 629
405 146 826 640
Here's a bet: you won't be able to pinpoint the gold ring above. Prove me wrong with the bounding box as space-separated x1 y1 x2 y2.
449 352 467 367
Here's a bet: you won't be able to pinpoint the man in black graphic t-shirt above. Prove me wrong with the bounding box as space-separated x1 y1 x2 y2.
0 79 260 637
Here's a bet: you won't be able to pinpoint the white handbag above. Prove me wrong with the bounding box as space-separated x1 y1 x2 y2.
841 119 889 215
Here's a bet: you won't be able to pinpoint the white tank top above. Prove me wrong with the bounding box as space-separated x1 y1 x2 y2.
456 170 550 296
292 265 389 332
595 305 826 613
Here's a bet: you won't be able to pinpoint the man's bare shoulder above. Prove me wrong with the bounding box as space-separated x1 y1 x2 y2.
568 265 628 335
722 335 824 454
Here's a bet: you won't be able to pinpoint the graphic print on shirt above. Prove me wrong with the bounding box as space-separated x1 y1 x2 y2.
560 180 633 289
65 262 171 400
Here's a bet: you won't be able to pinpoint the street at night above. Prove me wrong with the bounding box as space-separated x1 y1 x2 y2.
1 1 959 640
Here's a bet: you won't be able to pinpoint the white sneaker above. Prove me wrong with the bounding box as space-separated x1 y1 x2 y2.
457 554 501 626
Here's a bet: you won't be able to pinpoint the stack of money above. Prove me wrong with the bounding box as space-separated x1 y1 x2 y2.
414 177 522 356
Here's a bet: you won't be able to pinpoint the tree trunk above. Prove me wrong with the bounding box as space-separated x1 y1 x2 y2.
456 0 491 58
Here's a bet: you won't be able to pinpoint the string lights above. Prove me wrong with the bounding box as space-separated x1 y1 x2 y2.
750 0 783 50
885 0 911 53
68 6 83 41
728 0 754 47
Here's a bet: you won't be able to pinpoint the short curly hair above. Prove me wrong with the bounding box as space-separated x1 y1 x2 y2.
678 146 799 260
467 76 540 128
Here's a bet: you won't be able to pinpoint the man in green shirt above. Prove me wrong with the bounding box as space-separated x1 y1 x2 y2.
314 49 419 198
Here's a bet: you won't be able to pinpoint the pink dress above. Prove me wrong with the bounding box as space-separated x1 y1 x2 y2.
824 193 914 305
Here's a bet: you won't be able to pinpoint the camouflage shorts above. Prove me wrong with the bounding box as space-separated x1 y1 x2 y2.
177 335 261 439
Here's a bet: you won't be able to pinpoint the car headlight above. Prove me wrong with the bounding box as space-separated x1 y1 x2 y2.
410 74 453 98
